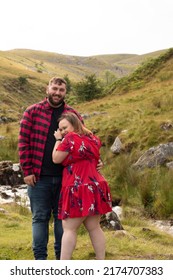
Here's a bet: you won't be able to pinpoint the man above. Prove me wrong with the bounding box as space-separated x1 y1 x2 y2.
18 77 83 260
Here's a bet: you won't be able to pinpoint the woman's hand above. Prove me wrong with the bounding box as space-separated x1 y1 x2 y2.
54 129 62 140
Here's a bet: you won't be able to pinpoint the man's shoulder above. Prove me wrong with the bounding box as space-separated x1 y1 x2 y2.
64 103 75 111
26 99 47 112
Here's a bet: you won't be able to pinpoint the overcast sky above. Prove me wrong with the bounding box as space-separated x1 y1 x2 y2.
0 0 172 56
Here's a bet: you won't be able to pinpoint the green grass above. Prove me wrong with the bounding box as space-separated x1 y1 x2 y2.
0 203 173 260
1 50 173 218
1 48 173 262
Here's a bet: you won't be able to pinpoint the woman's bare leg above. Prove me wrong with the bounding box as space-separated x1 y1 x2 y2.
61 217 85 260
83 215 105 260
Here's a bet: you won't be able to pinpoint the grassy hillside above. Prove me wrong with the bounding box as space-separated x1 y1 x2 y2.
0 49 136 83
1 48 173 260
0 48 166 80
1 48 173 219
77 49 173 150
73 48 173 219
0 48 167 119
1 47 173 161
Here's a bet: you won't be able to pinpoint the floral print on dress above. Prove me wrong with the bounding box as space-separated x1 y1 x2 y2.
57 132 112 219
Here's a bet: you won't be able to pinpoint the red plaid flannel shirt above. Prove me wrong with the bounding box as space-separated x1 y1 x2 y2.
18 98 83 180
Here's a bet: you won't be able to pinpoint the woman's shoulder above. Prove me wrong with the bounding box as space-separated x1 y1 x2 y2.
64 132 100 143
65 132 77 137
63 132 78 141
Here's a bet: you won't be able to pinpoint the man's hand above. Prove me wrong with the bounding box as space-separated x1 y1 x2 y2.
24 174 36 187
97 158 103 171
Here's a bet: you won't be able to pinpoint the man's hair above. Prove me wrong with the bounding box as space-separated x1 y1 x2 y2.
48 77 67 86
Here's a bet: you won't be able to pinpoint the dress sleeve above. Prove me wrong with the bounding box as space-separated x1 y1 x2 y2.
57 134 75 153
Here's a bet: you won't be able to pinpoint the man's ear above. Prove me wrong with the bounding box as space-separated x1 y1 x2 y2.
46 85 49 94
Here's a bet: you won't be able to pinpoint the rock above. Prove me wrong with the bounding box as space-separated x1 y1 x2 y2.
112 206 123 220
0 184 29 208
101 207 124 230
110 136 123 154
166 161 173 169
133 142 173 169
0 161 28 207
160 122 173 130
151 220 173 236
0 160 24 185
0 207 7 213
112 230 136 240
142 227 151 232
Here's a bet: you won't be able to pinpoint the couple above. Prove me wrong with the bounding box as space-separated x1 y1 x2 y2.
18 77 112 260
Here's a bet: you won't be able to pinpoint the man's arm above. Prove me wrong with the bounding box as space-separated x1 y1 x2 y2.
18 110 33 178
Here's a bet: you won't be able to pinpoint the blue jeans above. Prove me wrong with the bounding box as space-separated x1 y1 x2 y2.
27 176 63 260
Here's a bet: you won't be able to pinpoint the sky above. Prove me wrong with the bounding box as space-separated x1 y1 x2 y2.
0 0 173 57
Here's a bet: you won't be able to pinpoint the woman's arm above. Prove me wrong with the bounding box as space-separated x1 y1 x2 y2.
52 129 69 164
52 140 68 164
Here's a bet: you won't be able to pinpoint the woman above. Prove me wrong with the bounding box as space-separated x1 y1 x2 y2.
52 113 112 260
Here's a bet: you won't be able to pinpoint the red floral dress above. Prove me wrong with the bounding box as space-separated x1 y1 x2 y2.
57 132 112 219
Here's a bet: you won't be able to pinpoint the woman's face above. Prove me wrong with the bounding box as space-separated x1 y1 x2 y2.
59 119 74 137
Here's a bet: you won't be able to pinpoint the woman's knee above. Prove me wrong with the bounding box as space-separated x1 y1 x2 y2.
63 217 84 231
84 215 101 231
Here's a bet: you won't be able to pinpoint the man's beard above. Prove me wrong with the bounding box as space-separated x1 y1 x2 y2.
48 95 64 107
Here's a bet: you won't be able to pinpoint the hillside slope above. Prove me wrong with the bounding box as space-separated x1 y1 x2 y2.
0 49 137 82
0 48 168 119
1 48 173 220
0 48 167 81
75 48 173 152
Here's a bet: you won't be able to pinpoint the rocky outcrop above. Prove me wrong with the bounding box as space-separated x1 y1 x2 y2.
0 161 24 185
101 206 124 231
0 161 29 207
133 142 173 169
0 161 28 207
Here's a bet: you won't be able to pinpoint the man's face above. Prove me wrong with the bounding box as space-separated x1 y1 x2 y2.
46 82 66 107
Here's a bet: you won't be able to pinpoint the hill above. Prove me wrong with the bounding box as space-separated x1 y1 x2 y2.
0 48 167 119
0 48 166 81
1 48 173 261
1 47 173 219
75 48 173 148
0 47 172 152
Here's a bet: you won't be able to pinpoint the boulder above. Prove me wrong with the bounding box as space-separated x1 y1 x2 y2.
100 206 124 230
133 142 173 169
0 160 24 185
110 136 123 154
